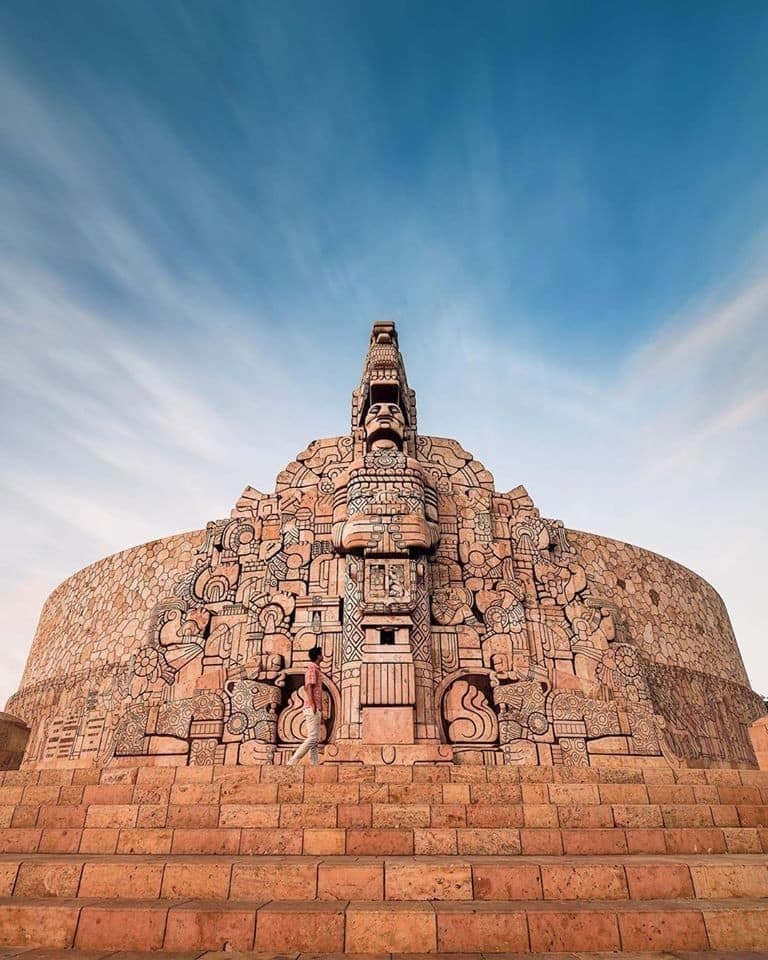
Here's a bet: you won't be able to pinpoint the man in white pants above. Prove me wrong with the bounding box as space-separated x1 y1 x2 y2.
286 646 324 766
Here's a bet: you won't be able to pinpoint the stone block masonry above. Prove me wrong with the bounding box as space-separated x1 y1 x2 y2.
0 762 766 955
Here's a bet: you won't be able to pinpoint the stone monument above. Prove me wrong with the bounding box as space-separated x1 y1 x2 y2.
6 322 765 769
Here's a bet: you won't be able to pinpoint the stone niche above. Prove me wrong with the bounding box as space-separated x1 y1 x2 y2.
6 321 766 769
0 713 30 770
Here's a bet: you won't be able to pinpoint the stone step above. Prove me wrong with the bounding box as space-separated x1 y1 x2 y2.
5 764 768 789
0 896 767 952
3 801 768 836
2 853 767 902
0 952 765 960
3 779 767 809
0 823 766 856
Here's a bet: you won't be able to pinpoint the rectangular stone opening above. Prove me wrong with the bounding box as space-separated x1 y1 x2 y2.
370 382 399 406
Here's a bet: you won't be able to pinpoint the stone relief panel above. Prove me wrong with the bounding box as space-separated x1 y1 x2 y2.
443 677 498 744
6 321 765 768
646 662 763 767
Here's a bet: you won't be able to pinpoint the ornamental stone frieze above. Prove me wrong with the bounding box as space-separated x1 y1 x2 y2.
6 322 765 768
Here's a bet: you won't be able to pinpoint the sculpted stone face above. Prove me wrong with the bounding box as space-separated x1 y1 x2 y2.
364 402 405 449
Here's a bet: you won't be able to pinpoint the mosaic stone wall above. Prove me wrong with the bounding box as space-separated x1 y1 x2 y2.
570 531 748 684
568 531 763 767
7 530 206 765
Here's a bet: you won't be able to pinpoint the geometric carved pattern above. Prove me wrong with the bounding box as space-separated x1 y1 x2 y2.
360 662 415 706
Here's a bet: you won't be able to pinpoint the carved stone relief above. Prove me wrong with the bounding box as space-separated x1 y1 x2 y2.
7 321 765 768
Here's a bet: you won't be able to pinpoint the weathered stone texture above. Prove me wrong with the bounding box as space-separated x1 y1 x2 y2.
570 530 747 683
19 531 206 688
7 531 206 765
570 530 762 766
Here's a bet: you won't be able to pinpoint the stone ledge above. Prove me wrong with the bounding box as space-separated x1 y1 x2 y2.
0 852 766 902
6 763 768 789
0 896 767 953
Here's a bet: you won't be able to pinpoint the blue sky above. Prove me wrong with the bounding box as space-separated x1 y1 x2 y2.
1 1 767 704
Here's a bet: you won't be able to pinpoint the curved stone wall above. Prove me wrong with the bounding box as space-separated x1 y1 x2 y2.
6 529 207 764
16 529 207 690
569 529 748 685
569 529 762 765
6 523 763 769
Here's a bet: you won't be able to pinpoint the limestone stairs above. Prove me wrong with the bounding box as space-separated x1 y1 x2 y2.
0 762 767 957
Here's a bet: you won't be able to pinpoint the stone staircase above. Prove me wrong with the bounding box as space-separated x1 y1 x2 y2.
0 762 767 957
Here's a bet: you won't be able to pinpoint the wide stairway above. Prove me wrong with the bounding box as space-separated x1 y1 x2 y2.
0 762 767 958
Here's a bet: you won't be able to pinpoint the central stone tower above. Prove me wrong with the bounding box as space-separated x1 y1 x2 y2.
332 321 442 757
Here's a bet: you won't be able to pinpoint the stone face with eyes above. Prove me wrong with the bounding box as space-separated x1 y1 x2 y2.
331 399 439 555
364 402 406 449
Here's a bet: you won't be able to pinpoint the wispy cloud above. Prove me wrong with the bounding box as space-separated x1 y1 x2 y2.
0 50 347 705
629 272 768 375
413 266 768 693
1 33 766 715
620 267 768 482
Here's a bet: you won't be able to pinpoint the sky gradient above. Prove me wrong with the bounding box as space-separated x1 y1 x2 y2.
1 0 767 705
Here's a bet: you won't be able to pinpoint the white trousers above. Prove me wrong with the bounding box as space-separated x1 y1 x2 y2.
288 709 322 765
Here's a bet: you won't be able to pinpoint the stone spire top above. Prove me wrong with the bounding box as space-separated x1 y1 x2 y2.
351 321 417 455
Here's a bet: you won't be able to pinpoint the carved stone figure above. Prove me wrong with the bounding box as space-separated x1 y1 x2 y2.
493 679 550 763
224 678 282 744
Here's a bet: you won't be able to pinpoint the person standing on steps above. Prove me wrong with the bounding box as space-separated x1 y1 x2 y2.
286 646 324 766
